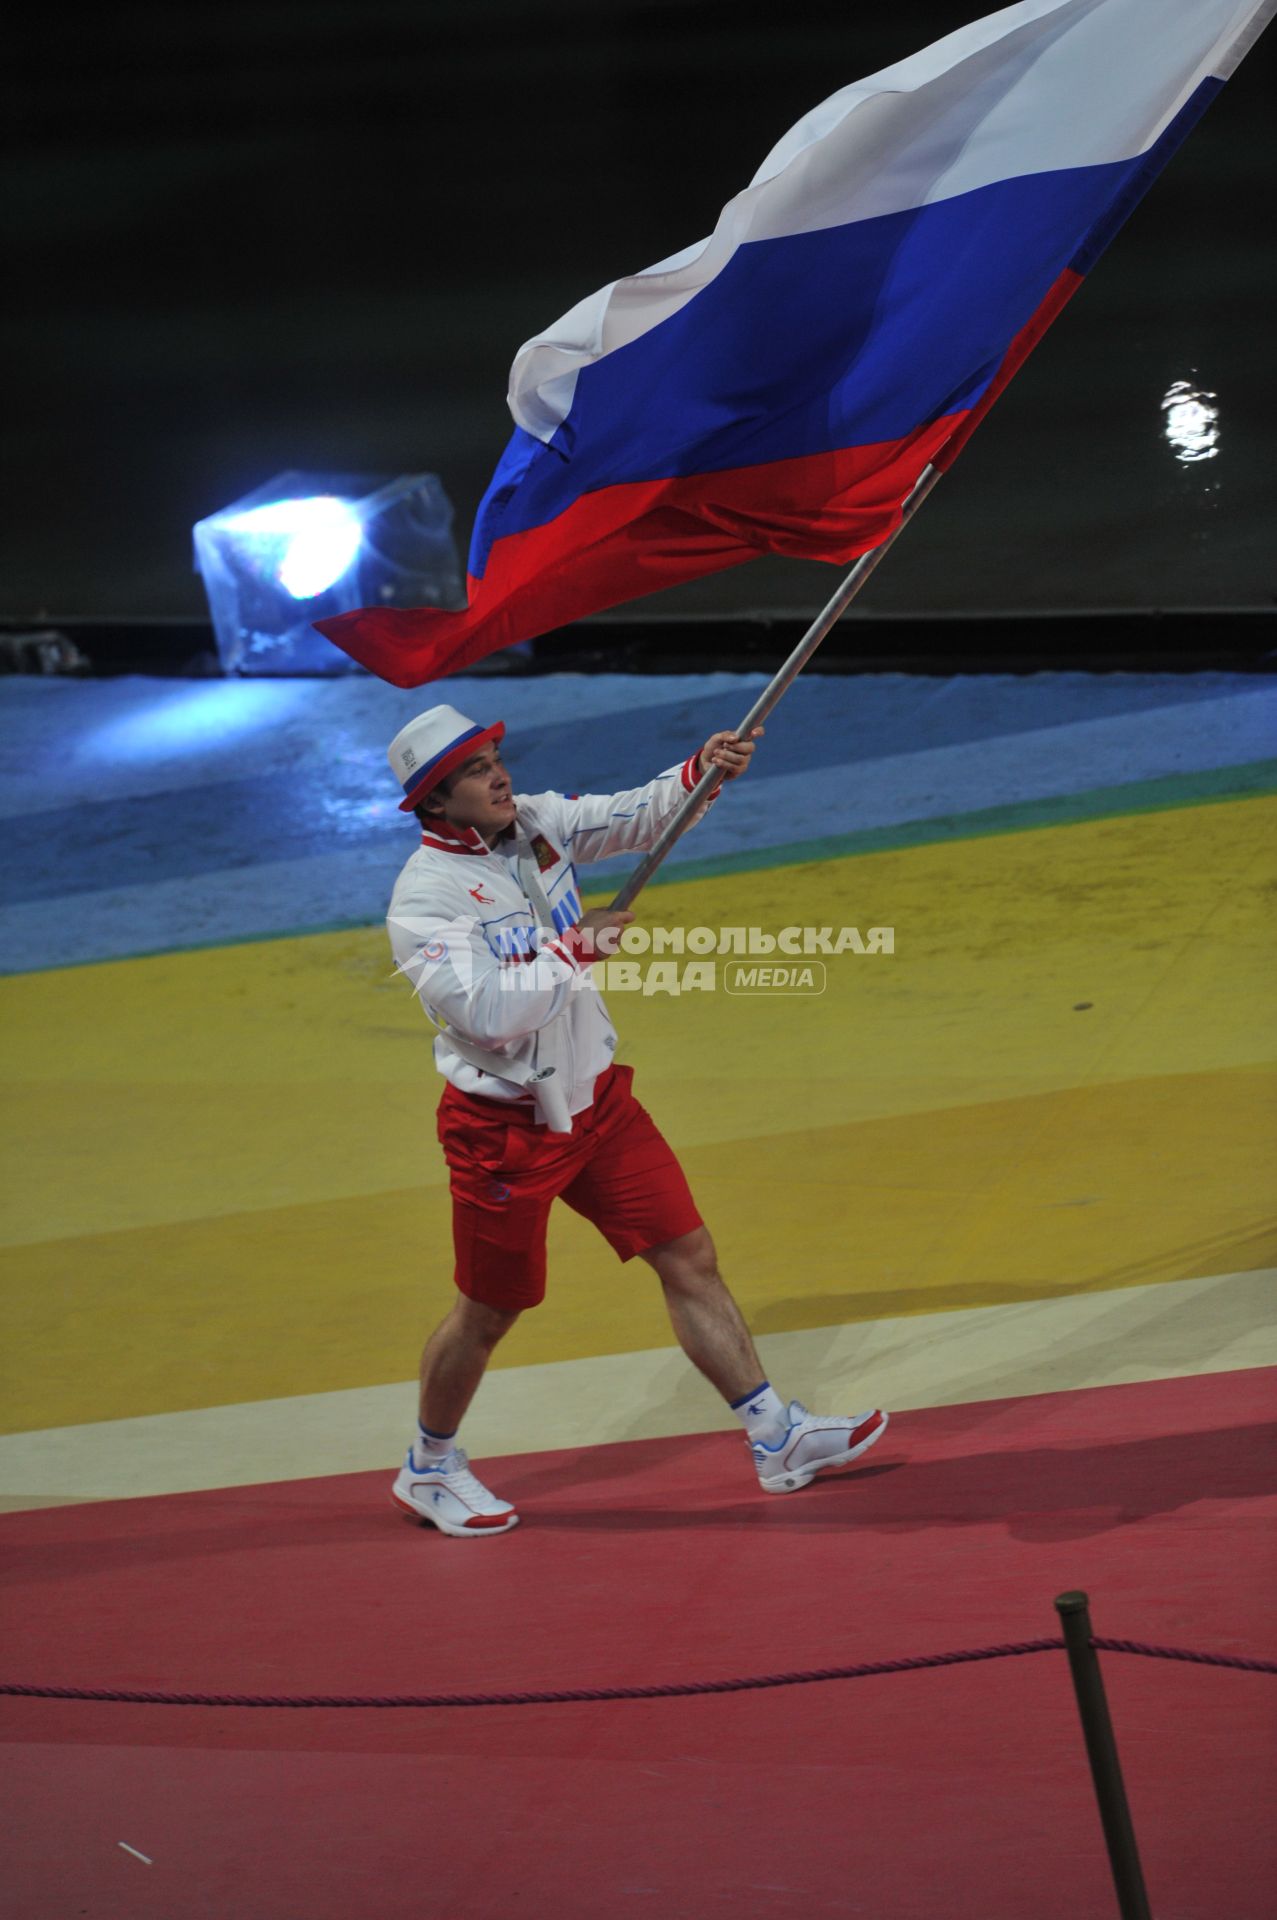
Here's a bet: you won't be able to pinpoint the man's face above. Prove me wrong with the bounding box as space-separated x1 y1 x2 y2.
427 741 515 844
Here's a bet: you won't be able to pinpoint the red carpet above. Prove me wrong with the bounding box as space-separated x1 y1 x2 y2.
2 1368 1274 1918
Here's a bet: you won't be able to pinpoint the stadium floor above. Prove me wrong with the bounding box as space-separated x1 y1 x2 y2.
1 668 1274 1915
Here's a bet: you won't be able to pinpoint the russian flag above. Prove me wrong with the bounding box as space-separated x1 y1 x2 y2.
316 0 1271 688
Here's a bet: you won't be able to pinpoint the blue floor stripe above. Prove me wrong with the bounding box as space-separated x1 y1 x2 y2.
578 685 1277 878
3 672 1274 971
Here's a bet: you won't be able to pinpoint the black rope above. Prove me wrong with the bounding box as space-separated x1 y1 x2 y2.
1 1633 1271 1712
0 1638 1061 1708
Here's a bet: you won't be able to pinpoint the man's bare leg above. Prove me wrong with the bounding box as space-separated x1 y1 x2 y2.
642 1224 888 1492
419 1294 521 1435
394 1294 523 1535
642 1225 765 1404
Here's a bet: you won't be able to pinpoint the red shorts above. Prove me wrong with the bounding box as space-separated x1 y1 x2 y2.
436 1063 703 1312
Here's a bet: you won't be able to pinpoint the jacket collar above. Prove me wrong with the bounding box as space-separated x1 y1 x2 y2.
419 815 517 858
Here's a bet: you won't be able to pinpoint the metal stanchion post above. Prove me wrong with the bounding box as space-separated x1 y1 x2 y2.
1055 1591 1153 1920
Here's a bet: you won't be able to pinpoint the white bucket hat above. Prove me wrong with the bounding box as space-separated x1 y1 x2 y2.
387 704 505 813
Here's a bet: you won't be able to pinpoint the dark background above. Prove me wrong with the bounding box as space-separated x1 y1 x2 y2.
5 0 1274 622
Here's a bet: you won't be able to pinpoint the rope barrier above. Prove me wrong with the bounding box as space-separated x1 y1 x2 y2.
1091 1635 1277 1676
1 1634 1271 1711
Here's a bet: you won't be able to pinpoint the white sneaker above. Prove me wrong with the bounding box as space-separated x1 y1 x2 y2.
392 1447 520 1537
752 1402 888 1493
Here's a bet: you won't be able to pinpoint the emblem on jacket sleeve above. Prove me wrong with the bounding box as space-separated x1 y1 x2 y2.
388 911 479 993
531 833 560 872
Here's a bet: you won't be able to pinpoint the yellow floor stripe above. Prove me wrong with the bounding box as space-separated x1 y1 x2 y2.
3 796 1271 1246
1 1065 1271 1432
1 1269 1271 1510
2 796 1272 1433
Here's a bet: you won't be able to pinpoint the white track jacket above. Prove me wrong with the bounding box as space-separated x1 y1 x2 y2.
387 753 710 1121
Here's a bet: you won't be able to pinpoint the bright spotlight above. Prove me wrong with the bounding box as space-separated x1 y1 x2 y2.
1161 378 1219 464
194 470 462 674
223 495 364 601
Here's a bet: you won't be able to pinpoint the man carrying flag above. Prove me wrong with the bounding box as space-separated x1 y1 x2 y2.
384 704 887 1536
329 0 1268 1535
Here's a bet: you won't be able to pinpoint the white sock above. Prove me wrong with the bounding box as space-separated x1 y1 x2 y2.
412 1422 457 1470
730 1381 790 1446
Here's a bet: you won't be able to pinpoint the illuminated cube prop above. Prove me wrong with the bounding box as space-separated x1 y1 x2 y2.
193 470 463 674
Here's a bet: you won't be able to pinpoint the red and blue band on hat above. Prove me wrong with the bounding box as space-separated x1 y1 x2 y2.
396 719 505 811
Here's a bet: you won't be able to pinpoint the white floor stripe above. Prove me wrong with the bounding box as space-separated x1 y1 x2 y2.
1 1268 1272 1509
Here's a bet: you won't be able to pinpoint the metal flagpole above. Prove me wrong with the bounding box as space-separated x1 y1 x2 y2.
607 461 945 914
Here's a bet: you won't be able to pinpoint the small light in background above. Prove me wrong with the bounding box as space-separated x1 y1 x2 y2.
1160 378 1219 464
193 470 462 674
